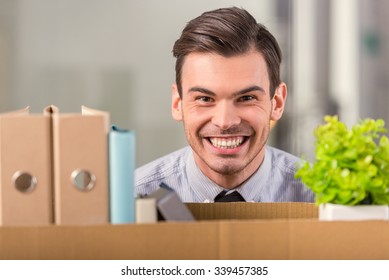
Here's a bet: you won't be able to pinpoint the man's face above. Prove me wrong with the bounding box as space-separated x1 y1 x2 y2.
172 50 286 187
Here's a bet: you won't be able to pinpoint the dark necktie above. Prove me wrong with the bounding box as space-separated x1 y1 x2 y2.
214 190 245 202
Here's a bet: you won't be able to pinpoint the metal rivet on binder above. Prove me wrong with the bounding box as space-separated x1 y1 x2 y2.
13 171 37 193
71 169 96 192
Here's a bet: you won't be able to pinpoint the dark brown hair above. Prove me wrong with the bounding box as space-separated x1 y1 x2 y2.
173 7 282 98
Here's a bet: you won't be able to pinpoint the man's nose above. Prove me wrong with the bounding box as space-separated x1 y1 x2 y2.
211 101 241 130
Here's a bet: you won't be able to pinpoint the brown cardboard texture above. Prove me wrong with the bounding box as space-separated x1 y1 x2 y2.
1 202 389 260
186 201 318 220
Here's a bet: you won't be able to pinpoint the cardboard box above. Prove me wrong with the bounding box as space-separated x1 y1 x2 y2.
186 201 318 220
1 202 389 260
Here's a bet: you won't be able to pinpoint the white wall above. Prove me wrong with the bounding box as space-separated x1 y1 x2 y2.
4 0 278 166
9 0 385 166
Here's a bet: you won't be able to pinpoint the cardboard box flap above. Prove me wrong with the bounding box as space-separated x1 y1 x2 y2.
288 219 389 259
0 220 293 260
0 223 221 260
2 219 389 260
218 219 290 259
186 202 318 220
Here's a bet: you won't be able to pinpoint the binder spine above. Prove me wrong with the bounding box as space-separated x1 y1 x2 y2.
109 126 136 224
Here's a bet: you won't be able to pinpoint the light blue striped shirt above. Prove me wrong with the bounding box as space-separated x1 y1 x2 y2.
135 145 315 203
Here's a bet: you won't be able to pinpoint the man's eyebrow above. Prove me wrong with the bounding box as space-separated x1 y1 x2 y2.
187 85 266 96
187 86 216 96
234 85 266 96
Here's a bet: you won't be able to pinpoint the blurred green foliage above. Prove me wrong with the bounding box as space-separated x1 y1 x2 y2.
295 116 389 205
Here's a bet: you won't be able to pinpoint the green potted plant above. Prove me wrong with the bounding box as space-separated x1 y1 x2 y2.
295 115 389 220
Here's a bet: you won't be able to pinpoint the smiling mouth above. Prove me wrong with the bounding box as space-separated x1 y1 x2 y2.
207 136 248 149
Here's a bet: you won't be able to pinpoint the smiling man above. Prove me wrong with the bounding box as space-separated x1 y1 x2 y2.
135 7 314 203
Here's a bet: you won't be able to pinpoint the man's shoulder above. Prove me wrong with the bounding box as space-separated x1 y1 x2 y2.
266 145 303 174
135 146 190 186
265 146 314 202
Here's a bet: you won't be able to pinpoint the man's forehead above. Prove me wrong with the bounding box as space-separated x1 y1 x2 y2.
180 50 270 92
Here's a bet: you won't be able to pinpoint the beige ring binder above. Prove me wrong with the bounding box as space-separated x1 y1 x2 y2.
0 105 110 226
0 107 53 225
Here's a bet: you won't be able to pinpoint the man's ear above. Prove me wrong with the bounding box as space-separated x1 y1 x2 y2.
172 83 183 121
271 82 287 121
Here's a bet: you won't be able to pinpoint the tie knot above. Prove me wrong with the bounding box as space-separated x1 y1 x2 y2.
214 190 245 202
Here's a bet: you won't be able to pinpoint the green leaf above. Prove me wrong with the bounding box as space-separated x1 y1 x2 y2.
295 115 389 205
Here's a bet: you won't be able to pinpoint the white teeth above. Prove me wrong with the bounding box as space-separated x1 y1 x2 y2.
209 137 245 149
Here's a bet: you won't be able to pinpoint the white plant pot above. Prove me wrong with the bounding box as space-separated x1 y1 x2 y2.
319 203 389 221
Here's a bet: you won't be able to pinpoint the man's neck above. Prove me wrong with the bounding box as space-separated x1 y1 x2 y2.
193 149 266 189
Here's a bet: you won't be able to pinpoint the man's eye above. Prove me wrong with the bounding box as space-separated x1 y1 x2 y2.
196 96 213 102
238 95 256 102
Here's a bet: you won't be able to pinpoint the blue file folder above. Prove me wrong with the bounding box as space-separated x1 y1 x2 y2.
109 125 136 224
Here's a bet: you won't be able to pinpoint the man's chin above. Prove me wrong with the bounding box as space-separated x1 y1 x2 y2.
208 163 243 176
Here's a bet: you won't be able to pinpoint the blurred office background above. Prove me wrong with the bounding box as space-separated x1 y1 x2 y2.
0 0 388 166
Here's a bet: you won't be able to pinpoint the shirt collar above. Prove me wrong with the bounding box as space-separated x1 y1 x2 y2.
185 146 272 202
